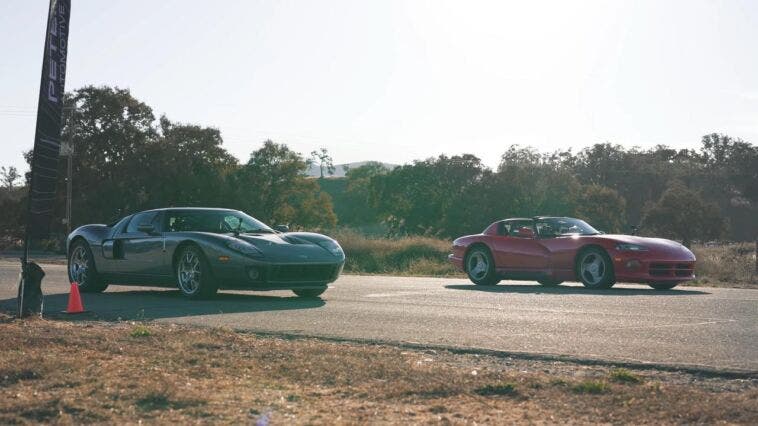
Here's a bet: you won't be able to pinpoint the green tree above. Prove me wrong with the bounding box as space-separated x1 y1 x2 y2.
0 166 20 190
575 185 627 233
370 154 486 236
233 141 336 228
339 162 389 226
60 86 158 225
642 181 725 246
143 116 238 207
310 147 335 179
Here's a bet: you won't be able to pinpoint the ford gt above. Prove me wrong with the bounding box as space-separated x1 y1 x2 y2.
67 207 345 299
448 217 696 290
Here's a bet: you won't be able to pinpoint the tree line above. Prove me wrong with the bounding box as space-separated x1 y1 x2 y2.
0 85 756 248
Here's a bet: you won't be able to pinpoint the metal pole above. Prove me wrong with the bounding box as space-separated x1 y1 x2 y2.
66 152 72 235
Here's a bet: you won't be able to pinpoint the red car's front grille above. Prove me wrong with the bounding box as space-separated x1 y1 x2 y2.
649 262 695 278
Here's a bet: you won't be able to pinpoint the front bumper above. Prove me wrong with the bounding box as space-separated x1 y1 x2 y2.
613 257 696 283
212 258 345 290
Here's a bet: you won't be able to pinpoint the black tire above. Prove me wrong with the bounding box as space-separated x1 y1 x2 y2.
175 245 218 299
649 281 679 290
293 287 327 298
465 246 500 286
537 278 563 287
576 247 615 289
68 240 108 293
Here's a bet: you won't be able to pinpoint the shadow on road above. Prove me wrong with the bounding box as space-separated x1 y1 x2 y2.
0 289 325 321
444 283 710 296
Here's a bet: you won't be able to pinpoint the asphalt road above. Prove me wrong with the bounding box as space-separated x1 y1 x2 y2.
1 261 756 372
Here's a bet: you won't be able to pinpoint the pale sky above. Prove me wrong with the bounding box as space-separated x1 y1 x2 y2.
2 0 757 172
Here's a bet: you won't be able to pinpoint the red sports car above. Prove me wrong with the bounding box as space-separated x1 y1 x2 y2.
449 217 696 290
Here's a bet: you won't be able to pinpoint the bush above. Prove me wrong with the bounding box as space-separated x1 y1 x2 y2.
692 243 757 285
333 229 459 276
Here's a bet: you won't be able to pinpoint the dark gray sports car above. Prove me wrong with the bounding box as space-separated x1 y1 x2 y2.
66 207 345 299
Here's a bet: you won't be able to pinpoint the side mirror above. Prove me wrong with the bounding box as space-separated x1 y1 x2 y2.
274 224 289 233
630 225 639 236
516 227 535 238
137 223 156 234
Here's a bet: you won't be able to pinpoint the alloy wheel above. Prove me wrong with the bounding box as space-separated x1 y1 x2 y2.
467 251 489 280
178 250 202 294
580 252 606 286
69 245 89 285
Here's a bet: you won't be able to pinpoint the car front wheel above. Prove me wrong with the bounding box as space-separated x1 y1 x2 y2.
176 245 218 299
576 248 615 289
466 247 500 286
68 240 108 293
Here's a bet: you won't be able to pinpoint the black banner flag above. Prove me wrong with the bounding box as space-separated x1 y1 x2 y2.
26 0 71 240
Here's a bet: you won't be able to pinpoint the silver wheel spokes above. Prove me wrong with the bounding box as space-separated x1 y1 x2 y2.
178 251 201 293
468 252 489 280
69 246 89 284
581 253 605 285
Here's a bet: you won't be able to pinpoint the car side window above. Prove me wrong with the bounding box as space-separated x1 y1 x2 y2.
125 212 158 234
497 221 511 236
166 213 188 232
508 220 534 237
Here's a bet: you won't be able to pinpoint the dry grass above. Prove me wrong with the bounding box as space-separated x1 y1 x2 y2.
0 314 756 424
335 229 461 277
691 243 757 287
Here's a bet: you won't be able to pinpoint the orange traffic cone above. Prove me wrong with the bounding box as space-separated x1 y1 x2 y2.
65 282 86 314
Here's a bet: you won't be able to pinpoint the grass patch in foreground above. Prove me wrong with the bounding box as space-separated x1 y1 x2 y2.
0 314 756 424
572 380 610 394
609 368 643 384
130 324 151 337
475 382 518 396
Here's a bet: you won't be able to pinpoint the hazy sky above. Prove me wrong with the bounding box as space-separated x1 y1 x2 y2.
2 0 757 172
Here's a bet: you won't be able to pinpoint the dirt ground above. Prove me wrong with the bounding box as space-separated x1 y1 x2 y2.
0 313 756 425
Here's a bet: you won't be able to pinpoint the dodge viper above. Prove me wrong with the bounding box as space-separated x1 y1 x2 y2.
448 216 696 290
67 207 345 299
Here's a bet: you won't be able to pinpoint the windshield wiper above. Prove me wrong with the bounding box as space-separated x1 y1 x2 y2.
243 228 275 234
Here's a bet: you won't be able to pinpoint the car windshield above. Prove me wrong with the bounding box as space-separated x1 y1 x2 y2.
166 210 273 234
535 218 600 237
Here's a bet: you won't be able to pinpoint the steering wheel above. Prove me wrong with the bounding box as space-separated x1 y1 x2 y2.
220 220 236 232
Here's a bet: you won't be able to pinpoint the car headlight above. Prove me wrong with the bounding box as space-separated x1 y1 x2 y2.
317 239 344 257
616 243 648 252
227 241 264 258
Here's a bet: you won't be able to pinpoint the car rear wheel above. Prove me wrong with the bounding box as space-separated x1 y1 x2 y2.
176 245 218 299
649 281 679 290
576 248 615 289
68 240 108 293
293 287 327 298
537 278 563 287
466 246 500 286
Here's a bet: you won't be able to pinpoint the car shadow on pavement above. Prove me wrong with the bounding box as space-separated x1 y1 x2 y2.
0 289 325 322
444 283 710 296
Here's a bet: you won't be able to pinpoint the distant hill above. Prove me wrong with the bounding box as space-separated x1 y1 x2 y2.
305 161 397 178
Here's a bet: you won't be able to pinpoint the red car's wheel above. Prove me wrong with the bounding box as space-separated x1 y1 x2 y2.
576 248 615 289
649 281 679 290
465 246 500 286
